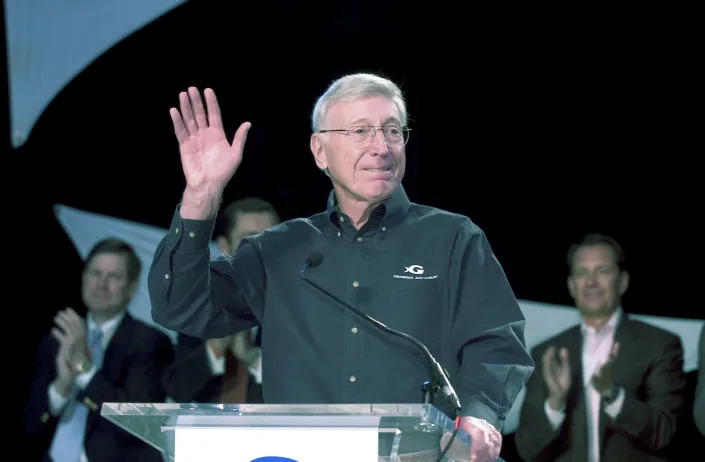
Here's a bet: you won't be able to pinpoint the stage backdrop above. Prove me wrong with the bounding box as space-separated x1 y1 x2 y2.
53 203 704 434
4 0 187 147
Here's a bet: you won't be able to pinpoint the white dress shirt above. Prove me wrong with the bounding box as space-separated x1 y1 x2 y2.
544 307 625 462
206 326 262 384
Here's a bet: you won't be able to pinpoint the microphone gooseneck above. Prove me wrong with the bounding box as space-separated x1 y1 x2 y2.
300 252 462 415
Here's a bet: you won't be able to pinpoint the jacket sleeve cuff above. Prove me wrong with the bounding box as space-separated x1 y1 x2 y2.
165 204 217 252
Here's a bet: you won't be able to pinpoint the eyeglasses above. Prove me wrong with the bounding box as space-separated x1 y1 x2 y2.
318 124 411 146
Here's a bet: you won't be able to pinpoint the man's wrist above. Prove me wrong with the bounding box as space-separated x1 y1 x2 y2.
181 188 222 219
51 379 72 398
75 358 93 374
207 339 226 359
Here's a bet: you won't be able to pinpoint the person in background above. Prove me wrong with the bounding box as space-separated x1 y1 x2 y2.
23 238 174 462
162 197 280 405
515 233 687 461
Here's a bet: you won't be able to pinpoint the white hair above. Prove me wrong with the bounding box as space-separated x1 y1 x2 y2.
311 73 407 132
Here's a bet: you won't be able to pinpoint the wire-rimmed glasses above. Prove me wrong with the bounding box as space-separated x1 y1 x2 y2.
319 124 411 146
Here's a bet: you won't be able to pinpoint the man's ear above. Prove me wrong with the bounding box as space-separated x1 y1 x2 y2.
310 133 329 170
567 275 577 300
127 280 139 299
619 271 630 296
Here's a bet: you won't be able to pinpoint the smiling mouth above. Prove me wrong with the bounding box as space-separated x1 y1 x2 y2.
363 168 392 172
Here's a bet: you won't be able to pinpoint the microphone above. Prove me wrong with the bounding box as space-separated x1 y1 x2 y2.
300 251 462 414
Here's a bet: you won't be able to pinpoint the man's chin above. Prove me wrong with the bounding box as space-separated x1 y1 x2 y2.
579 304 613 316
86 303 115 313
366 182 399 200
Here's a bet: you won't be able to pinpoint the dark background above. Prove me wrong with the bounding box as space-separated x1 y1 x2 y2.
4 0 700 452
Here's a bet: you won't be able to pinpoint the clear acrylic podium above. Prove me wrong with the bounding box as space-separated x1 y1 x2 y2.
101 402 471 461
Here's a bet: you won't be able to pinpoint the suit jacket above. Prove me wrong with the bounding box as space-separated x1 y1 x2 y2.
162 333 263 404
23 313 174 462
515 315 686 462
694 322 705 437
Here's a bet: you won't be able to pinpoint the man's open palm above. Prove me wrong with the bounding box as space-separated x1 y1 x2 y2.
171 87 250 194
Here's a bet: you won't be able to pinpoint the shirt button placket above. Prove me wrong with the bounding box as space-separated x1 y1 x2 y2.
348 279 361 394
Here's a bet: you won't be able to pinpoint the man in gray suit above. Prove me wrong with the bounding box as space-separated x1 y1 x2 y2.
515 233 687 462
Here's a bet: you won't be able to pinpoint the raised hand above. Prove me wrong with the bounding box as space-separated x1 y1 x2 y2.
207 334 235 358
51 308 89 367
53 343 76 397
542 346 572 410
591 342 620 395
170 87 251 218
230 330 260 367
51 308 88 396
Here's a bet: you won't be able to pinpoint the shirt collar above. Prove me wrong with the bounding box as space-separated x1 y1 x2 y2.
326 184 411 228
87 310 126 345
580 306 622 337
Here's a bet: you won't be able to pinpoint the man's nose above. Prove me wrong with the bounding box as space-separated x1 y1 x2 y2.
584 273 599 285
369 128 389 155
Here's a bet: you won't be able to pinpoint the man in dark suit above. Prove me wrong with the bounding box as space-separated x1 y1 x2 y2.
515 233 686 462
162 197 279 405
23 238 174 462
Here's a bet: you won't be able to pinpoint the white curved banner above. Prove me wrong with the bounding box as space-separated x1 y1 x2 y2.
4 0 187 147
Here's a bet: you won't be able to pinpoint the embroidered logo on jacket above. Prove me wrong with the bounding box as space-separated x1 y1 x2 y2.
404 264 424 275
395 264 438 280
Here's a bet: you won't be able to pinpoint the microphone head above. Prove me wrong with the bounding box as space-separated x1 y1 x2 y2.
305 251 324 268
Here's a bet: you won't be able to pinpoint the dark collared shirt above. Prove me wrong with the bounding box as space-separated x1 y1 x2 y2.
149 186 533 430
